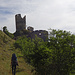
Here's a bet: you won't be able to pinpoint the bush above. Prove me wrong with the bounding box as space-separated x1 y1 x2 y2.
14 30 75 75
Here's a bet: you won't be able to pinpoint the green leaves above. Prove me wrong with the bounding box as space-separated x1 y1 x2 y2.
3 26 14 39
14 29 75 75
48 29 75 75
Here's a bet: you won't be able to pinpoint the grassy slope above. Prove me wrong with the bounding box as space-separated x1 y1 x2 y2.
0 30 33 75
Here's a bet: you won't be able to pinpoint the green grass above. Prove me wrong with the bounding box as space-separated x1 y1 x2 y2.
0 30 33 75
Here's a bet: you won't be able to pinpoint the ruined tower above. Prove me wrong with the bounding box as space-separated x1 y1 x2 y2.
15 14 26 32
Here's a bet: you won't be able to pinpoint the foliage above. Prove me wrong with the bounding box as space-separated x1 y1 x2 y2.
14 29 30 37
14 36 50 75
47 29 75 75
14 36 34 59
3 26 14 39
14 29 75 75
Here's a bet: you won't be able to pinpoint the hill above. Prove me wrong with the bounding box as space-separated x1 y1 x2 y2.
0 30 33 75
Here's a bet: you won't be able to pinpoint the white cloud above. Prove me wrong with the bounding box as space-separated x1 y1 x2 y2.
0 0 75 33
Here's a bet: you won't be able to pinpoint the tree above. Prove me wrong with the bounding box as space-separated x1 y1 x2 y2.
3 26 14 39
14 36 51 75
14 29 75 75
47 29 75 75
3 26 8 33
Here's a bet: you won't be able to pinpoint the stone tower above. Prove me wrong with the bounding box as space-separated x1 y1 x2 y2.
15 14 26 32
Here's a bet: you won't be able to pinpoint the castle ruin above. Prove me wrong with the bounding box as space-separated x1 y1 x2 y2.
15 14 48 41
15 14 26 32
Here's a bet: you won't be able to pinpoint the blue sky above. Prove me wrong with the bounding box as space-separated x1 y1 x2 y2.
0 0 75 33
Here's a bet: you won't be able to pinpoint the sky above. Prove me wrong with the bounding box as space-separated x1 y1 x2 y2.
0 0 75 33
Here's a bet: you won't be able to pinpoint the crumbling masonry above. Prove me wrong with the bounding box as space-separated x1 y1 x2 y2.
15 14 48 41
15 14 26 32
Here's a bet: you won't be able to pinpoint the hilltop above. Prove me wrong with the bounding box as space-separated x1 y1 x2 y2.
0 30 33 75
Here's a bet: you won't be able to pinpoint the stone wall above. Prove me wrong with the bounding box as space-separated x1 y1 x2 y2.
15 14 26 32
28 30 48 41
15 14 48 41
27 26 34 32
